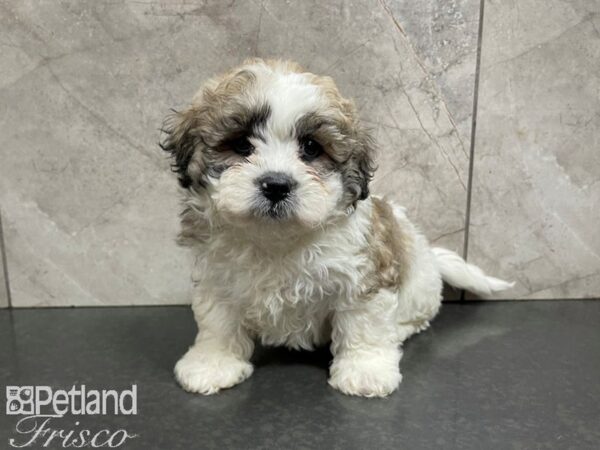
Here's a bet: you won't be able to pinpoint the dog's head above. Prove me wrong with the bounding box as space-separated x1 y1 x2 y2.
161 59 375 234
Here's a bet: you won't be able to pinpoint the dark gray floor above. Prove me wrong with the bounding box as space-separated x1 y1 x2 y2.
1 301 599 450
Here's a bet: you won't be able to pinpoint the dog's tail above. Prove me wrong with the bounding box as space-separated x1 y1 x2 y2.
431 247 514 298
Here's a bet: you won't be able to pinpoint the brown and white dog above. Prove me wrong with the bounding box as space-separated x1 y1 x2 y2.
161 59 512 397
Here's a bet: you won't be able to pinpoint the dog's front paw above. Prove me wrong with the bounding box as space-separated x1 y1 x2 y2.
174 348 253 395
328 354 402 398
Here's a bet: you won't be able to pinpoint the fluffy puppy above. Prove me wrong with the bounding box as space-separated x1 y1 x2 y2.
161 59 512 398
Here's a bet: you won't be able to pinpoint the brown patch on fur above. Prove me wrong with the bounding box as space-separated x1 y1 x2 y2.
160 65 270 188
294 108 375 204
256 58 305 74
306 74 357 124
177 206 211 246
366 197 413 292
303 73 376 204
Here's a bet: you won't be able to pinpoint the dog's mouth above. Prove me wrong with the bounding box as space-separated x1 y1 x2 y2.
252 197 295 221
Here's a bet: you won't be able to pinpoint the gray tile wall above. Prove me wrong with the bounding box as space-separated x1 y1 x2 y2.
0 0 596 306
466 0 600 299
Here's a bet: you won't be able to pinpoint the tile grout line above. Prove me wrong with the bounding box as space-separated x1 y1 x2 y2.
460 0 486 301
0 209 13 308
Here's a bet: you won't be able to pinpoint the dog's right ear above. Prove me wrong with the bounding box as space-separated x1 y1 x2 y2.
159 108 202 189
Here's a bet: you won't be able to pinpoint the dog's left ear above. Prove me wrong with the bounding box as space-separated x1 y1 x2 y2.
345 126 376 203
159 108 202 189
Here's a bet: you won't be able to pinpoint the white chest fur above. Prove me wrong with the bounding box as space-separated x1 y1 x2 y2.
191 200 374 350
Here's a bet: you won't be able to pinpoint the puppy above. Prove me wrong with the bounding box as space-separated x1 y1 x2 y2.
161 59 512 398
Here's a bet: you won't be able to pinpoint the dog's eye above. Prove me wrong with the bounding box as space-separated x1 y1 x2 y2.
229 137 254 157
300 138 323 162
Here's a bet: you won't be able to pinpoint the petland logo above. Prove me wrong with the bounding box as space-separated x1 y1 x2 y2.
5 385 138 448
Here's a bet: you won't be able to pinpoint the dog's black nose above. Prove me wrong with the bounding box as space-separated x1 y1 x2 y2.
258 172 295 203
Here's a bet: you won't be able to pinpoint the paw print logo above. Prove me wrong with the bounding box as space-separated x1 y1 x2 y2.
5 386 34 415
